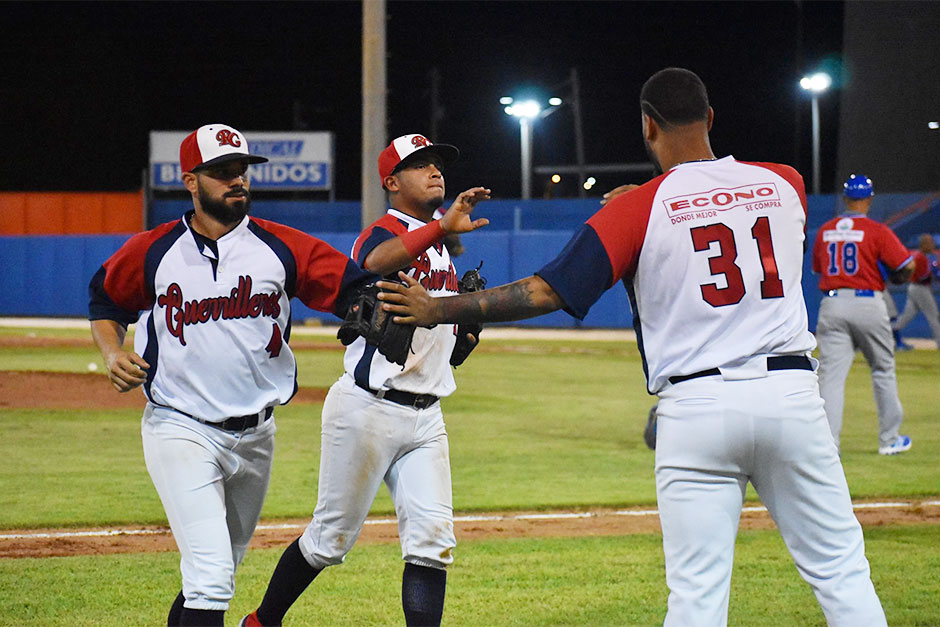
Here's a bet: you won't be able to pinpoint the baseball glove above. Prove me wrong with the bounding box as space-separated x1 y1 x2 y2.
450 263 486 367
337 282 414 368
643 404 658 450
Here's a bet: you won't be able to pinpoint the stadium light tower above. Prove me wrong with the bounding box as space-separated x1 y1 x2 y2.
502 99 542 199
800 72 832 195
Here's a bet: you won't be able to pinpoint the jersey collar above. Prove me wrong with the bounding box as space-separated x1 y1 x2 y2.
387 207 431 228
182 210 250 260
669 155 733 171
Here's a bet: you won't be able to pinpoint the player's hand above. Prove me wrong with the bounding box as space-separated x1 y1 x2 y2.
601 184 639 205
103 349 150 393
378 272 441 326
439 187 491 234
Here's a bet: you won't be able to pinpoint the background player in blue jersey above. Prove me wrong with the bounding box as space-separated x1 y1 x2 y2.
89 124 374 626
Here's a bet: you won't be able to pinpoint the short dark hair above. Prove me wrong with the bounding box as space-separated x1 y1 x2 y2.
640 68 709 128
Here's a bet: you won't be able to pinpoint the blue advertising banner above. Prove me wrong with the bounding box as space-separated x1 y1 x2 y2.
149 131 333 190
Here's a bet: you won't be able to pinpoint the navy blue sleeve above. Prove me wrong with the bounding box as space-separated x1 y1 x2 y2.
354 227 397 266
535 225 613 320
88 266 139 327
332 259 379 317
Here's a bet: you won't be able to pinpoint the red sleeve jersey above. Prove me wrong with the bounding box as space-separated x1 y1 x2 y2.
812 214 913 292
910 250 931 285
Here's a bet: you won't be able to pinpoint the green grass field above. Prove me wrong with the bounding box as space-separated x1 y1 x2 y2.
1 324 938 625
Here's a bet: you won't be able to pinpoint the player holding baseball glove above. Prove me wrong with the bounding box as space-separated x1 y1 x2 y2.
242 134 489 627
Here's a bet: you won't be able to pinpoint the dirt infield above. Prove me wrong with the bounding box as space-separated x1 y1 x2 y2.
2 501 938 559
0 370 327 410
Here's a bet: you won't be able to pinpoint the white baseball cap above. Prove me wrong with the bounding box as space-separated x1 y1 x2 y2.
179 123 268 173
377 134 459 187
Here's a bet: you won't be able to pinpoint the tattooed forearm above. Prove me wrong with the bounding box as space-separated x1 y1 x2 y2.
438 276 564 324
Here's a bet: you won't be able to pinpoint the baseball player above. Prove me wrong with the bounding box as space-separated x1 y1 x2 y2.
812 174 914 455
241 134 489 627
88 124 375 627
892 233 940 347
380 68 888 625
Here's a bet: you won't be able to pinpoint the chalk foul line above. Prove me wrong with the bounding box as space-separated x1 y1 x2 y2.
2 500 937 541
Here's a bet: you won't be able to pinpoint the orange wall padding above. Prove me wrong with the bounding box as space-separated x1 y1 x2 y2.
0 191 143 235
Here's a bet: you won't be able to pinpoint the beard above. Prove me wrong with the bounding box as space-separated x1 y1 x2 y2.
198 184 251 225
643 139 664 178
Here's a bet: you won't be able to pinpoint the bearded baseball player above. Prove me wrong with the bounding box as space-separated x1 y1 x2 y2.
88 124 374 627
892 233 940 347
241 134 489 627
380 68 888 625
812 174 914 455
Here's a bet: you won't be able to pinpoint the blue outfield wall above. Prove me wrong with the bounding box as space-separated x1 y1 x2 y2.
2 193 939 337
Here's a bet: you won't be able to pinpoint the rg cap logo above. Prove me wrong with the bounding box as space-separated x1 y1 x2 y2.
663 183 780 218
216 129 242 148
411 135 430 148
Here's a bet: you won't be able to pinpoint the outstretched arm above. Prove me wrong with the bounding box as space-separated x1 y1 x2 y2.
363 187 491 275
378 272 564 326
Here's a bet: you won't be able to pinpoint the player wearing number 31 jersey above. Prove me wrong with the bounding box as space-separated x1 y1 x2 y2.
378 68 886 625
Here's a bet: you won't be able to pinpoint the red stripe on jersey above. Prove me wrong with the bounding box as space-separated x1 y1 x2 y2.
353 213 408 263
102 220 180 312
741 161 808 231
251 218 358 312
586 173 670 285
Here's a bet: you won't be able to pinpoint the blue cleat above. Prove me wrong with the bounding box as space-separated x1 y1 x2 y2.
878 435 912 455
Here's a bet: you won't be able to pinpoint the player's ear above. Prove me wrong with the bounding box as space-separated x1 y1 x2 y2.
706 107 714 131
384 174 400 192
642 113 657 142
182 172 199 194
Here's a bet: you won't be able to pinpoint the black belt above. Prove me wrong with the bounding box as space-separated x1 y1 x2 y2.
196 406 274 432
355 381 439 410
668 355 813 385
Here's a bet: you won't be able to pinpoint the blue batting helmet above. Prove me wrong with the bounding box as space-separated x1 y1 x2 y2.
843 174 874 199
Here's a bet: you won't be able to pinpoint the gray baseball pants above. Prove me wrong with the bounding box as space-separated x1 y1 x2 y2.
816 290 904 450
892 283 940 346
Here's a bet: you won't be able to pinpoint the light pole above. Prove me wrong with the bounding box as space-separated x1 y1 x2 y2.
800 72 832 195
502 99 542 199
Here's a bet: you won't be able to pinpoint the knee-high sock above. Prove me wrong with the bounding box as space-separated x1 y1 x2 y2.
256 537 322 626
167 590 185 626
402 563 447 626
179 608 224 626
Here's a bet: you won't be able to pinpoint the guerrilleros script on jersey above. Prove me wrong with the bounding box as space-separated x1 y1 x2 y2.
157 275 281 345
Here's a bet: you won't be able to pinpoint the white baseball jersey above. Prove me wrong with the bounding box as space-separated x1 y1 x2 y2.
538 156 816 393
345 208 459 397
89 211 373 421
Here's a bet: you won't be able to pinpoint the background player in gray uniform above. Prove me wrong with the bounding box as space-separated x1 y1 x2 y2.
811 174 915 455
380 68 887 627
241 135 489 627
892 233 940 347
89 124 373 626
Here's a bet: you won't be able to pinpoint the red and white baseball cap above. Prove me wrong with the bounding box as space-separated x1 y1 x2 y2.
377 134 459 187
179 123 269 173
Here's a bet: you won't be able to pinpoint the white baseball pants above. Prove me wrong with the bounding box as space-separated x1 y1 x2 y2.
655 370 886 627
299 374 456 571
142 404 275 610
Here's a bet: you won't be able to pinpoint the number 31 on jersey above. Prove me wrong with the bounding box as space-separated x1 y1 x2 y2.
691 216 784 307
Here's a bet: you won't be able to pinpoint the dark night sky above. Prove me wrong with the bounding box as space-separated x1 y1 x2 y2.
2 1 845 199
